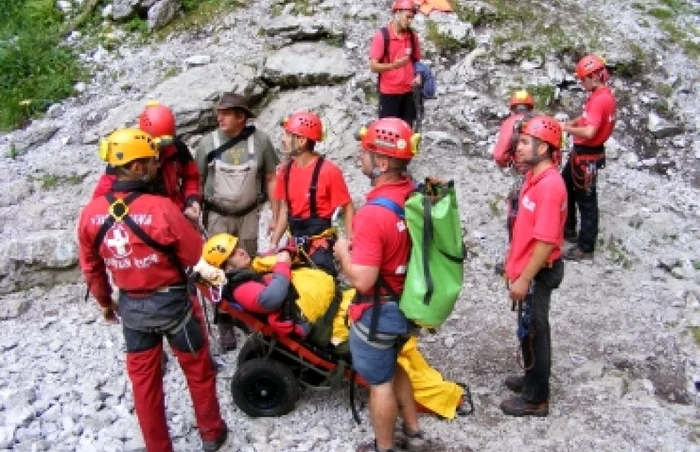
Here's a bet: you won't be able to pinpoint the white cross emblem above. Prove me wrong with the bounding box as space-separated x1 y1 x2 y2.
105 224 132 258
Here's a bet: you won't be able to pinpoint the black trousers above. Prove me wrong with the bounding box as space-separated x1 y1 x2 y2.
378 92 416 128
521 259 564 403
562 157 599 253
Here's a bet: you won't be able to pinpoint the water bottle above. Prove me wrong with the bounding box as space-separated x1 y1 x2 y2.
332 207 345 238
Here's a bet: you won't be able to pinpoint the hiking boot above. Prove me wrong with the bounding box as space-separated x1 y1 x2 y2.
202 423 228 452
356 439 396 452
564 228 578 244
563 247 594 262
504 375 524 393
500 395 549 417
395 428 434 452
218 323 237 352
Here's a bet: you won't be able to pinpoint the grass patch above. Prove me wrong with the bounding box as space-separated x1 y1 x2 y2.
164 0 244 33
690 326 700 347
40 175 59 190
605 235 633 269
631 2 646 10
425 20 476 54
488 198 502 217
648 7 674 19
0 0 82 131
527 84 556 111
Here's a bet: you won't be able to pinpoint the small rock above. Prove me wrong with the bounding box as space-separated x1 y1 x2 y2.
184 55 212 67
74 82 87 93
647 112 682 138
444 336 455 348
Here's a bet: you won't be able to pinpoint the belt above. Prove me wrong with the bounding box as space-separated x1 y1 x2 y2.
122 285 187 296
204 199 259 217
353 294 396 304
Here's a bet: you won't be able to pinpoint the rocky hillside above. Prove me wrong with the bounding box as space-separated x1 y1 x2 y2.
0 0 698 450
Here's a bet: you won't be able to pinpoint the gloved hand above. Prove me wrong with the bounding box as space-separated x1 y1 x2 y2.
192 258 226 286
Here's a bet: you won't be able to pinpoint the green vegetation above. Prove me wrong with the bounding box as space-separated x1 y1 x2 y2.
0 0 81 131
648 8 674 20
527 85 556 111
689 326 700 347
425 20 476 54
605 234 633 269
488 197 502 217
40 175 59 190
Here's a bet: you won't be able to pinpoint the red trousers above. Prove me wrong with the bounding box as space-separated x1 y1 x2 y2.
125 297 224 452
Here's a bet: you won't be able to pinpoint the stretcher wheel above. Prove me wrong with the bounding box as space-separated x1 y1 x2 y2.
231 358 298 417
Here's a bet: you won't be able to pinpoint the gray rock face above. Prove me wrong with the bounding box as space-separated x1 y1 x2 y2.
262 42 354 88
0 230 79 295
147 0 180 31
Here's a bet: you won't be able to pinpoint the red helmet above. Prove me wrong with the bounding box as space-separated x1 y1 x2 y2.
576 54 606 79
509 90 534 109
521 115 562 150
392 0 417 12
138 101 175 138
282 111 324 142
358 117 418 160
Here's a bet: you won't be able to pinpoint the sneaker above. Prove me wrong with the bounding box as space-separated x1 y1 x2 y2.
356 439 396 452
500 395 549 417
394 428 433 452
202 423 228 451
504 375 524 393
563 247 593 262
564 228 578 244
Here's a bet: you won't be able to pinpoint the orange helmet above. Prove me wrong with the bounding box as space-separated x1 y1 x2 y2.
138 101 176 138
521 115 562 150
282 111 324 142
575 54 606 79
358 117 419 161
392 0 417 12
509 90 534 110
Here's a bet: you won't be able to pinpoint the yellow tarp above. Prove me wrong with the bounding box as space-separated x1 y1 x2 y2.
333 289 463 419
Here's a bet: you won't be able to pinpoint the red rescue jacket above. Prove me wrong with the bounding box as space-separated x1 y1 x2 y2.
92 138 200 211
78 181 203 308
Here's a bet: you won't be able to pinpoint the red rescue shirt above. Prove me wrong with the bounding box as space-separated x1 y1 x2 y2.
573 86 617 147
78 189 203 307
492 113 524 168
369 24 421 95
273 157 352 219
505 167 567 281
351 178 414 296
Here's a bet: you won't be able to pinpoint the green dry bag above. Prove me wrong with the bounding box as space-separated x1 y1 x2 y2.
369 181 464 328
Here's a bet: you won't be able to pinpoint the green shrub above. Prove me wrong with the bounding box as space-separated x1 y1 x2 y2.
0 0 80 131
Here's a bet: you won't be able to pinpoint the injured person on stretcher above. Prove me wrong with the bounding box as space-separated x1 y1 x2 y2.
198 233 468 420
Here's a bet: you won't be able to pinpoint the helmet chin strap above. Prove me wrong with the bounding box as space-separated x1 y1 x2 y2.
367 153 384 186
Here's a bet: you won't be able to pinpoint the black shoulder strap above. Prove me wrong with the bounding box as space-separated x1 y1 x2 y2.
410 29 418 62
206 135 245 164
308 156 325 219
93 192 142 249
421 195 434 305
380 26 390 63
173 138 194 165
284 159 294 207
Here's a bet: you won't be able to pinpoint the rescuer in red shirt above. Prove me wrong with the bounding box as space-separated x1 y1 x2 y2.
500 116 566 418
560 54 617 261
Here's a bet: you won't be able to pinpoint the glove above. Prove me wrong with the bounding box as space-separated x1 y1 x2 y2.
192 258 226 286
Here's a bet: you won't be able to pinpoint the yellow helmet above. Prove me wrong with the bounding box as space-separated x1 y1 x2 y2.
99 128 157 166
203 233 239 268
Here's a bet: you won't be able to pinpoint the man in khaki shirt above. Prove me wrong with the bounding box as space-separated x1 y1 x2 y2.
194 92 279 350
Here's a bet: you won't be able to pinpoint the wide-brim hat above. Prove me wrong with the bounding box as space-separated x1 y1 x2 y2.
215 92 256 118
